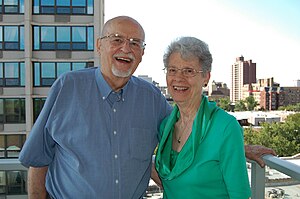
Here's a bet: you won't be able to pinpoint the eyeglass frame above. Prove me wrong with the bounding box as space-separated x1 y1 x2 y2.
100 33 146 50
163 66 203 77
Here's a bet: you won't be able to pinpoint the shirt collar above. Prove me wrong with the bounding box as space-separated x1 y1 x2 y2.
95 67 131 101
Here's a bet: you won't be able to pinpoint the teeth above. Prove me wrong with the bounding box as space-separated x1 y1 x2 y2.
116 57 131 62
174 86 188 91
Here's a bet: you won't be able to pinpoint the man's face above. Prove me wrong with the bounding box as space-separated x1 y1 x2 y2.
97 18 145 79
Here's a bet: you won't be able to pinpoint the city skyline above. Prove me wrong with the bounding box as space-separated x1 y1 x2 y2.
105 0 300 87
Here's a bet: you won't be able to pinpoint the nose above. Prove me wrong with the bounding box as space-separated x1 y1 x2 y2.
120 40 132 52
174 69 186 78
170 72 185 83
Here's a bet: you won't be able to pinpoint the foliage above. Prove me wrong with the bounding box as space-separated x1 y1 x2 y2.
235 100 247 111
232 96 258 112
244 113 300 156
217 97 231 111
278 103 300 112
245 95 258 111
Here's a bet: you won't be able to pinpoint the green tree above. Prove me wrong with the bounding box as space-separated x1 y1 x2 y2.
217 97 231 111
244 113 300 156
235 100 247 111
278 103 300 112
245 95 258 111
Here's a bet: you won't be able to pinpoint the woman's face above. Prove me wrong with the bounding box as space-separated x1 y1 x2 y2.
166 52 210 106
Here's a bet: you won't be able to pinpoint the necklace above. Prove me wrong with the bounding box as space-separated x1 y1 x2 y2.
177 136 182 144
174 123 192 144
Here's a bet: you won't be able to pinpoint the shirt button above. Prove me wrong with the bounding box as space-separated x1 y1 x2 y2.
113 109 116 112
102 96 105 100
114 154 118 159
113 131 117 135
115 179 119 184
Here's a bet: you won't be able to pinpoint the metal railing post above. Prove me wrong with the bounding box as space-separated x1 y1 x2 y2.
250 160 265 199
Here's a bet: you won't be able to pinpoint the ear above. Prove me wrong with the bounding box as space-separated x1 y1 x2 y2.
141 48 145 56
204 72 211 85
137 48 145 64
96 37 101 55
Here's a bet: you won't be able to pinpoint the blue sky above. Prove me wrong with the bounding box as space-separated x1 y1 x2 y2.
105 0 300 87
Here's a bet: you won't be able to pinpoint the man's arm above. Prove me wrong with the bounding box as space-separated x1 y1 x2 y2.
245 145 277 167
28 166 48 199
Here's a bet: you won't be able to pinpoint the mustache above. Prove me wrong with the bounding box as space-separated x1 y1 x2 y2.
113 53 135 61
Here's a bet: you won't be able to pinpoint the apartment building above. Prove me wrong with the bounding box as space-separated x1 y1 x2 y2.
257 78 300 110
260 86 300 111
231 56 256 102
0 1 104 197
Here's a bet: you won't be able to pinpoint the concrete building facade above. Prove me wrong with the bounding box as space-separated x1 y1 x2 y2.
0 1 104 197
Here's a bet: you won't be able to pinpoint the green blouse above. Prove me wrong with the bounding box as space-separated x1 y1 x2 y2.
155 96 251 199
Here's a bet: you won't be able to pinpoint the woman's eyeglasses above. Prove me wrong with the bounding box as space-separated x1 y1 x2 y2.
163 67 203 77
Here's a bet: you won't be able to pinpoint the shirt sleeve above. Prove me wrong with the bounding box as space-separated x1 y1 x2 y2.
220 118 252 199
19 78 63 168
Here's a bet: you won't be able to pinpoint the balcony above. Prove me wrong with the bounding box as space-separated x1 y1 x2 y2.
0 155 299 198
250 154 300 199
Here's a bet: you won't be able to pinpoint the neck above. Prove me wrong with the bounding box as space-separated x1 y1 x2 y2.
172 97 201 150
101 69 130 91
172 113 195 151
177 97 201 124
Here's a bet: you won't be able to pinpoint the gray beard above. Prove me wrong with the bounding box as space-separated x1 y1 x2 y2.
112 65 132 78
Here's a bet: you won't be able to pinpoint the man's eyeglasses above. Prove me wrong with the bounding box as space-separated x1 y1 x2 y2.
163 66 203 77
100 33 146 50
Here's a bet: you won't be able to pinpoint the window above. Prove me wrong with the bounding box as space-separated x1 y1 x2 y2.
33 26 93 51
41 62 55 86
0 171 5 194
33 0 93 14
0 26 24 50
0 0 24 14
7 171 27 194
33 62 93 86
0 62 25 87
0 134 26 158
33 98 46 122
0 170 27 195
57 27 71 49
0 99 3 123
0 98 25 124
72 27 86 50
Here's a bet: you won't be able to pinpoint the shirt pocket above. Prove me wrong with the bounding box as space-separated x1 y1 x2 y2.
129 128 157 161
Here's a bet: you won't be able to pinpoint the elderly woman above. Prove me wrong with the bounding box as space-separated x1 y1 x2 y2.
155 37 251 198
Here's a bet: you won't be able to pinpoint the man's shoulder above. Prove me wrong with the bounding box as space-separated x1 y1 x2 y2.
57 67 97 83
63 67 96 78
130 76 161 94
50 67 97 93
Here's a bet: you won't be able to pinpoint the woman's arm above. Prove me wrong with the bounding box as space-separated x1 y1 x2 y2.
150 163 163 189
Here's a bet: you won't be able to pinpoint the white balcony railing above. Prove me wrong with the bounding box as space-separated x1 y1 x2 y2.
0 155 300 198
250 154 300 199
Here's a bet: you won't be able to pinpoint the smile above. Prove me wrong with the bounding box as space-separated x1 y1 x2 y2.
173 86 188 91
116 57 132 63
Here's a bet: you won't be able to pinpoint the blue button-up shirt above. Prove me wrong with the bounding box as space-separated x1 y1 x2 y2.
19 67 172 199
